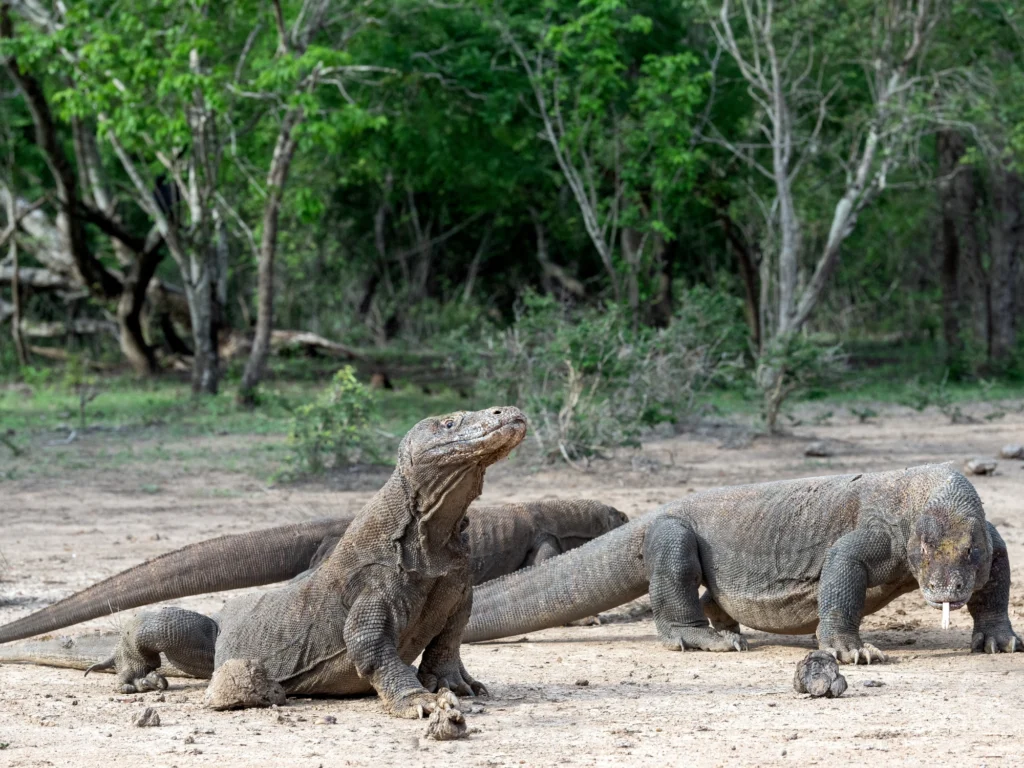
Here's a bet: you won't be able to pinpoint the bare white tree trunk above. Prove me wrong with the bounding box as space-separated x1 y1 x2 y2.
706 0 936 429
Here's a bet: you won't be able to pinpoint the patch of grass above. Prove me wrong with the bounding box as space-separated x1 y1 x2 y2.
0 371 470 483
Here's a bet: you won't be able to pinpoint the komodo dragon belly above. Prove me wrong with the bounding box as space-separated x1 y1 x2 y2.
707 575 919 635
212 575 461 696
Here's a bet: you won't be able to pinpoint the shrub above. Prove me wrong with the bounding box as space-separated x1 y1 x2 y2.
755 334 847 431
453 290 746 464
286 367 382 475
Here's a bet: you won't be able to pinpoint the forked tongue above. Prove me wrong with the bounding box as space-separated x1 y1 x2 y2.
941 601 950 630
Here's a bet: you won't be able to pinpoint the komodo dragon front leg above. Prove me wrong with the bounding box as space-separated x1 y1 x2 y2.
968 524 1023 654
816 525 909 664
644 517 747 652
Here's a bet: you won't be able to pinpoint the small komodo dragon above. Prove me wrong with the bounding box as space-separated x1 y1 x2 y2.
7 407 527 717
466 464 1023 663
0 500 626 645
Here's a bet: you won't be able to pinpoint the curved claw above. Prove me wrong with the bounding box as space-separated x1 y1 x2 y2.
971 628 1023 654
820 642 887 665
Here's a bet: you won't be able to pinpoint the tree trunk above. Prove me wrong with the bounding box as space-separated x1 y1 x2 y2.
948 152 987 351
461 223 492 303
620 227 643 324
936 131 964 366
650 233 675 327
718 209 762 352
989 165 1022 365
10 234 27 365
185 253 219 395
239 107 302 404
116 240 163 376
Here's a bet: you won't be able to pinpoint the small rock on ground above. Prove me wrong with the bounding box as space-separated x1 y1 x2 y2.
204 659 286 711
964 458 998 476
793 651 847 699
804 441 833 458
133 707 160 727
999 444 1024 460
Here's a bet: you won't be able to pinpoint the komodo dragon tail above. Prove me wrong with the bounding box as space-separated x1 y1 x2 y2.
0 518 348 645
0 632 190 677
464 520 649 643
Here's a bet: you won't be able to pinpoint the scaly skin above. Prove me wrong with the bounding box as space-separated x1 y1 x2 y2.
0 500 626 645
466 465 1022 664
32 407 526 719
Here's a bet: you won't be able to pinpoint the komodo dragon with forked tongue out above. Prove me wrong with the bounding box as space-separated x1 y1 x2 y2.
465 464 1023 663
0 500 627 645
4 407 527 718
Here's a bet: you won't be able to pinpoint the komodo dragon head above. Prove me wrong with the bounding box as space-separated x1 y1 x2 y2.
396 407 528 545
905 471 992 611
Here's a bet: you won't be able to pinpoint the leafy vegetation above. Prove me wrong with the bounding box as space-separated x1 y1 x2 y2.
0 0 1022 460
285 366 382 475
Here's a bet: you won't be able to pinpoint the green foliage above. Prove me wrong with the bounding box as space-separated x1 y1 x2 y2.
756 335 848 430
61 355 101 430
286 367 382 475
457 290 746 463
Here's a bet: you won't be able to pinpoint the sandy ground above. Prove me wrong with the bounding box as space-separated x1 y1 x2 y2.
1 403 1023 767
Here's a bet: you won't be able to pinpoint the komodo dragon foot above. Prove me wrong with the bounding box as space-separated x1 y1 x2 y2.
418 660 488 698
817 634 887 665
659 626 748 652
971 622 1023 654
387 687 462 719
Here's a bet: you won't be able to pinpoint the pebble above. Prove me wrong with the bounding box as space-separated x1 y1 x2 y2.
133 707 160 727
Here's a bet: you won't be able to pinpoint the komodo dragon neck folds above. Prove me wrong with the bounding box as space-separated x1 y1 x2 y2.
14 408 527 718
0 500 626 645
466 465 1022 663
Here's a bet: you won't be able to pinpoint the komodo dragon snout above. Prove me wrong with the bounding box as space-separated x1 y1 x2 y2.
907 507 990 610
404 407 527 467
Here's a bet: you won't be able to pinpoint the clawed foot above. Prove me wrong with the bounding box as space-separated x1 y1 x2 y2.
85 654 168 694
820 640 887 665
389 687 461 719
660 627 747 652
972 625 1023 654
119 671 169 694
418 663 488 698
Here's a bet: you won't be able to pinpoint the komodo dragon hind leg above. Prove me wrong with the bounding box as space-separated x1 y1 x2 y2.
644 517 747 653
88 608 217 694
700 591 741 634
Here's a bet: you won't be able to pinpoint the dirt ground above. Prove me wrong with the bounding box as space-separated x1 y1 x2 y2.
2 403 1023 767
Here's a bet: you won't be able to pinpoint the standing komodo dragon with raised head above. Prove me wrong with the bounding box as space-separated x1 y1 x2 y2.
9 407 527 718
0 500 627 645
466 464 1022 662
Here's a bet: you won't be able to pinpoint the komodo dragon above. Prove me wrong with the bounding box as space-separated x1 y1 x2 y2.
0 500 627 645
3 407 527 718
465 464 1023 663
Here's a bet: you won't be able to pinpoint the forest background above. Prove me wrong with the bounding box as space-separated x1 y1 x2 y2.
1 0 1022 477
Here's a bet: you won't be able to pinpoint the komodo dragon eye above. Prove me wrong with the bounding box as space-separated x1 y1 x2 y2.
442 419 455 429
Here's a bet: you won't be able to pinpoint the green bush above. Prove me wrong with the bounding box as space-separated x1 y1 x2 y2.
755 333 847 431
286 367 382 475
453 290 746 464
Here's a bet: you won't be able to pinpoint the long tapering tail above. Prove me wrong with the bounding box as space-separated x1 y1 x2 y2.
0 518 351 645
464 519 650 642
0 632 190 677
